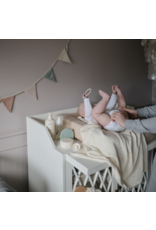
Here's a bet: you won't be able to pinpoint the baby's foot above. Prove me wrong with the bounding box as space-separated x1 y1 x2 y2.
115 85 121 93
99 90 110 101
112 85 117 94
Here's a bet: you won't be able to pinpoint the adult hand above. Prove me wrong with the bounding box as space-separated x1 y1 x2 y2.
111 112 126 128
120 107 138 119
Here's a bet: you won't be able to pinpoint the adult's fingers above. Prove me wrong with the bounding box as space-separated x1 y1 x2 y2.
112 112 122 118
120 107 134 113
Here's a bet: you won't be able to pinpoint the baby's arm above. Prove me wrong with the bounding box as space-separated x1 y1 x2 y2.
84 98 93 121
82 93 93 121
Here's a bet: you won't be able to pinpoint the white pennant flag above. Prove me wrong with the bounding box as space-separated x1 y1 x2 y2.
58 48 71 63
25 84 38 100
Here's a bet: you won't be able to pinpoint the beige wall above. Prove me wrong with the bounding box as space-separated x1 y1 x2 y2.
0 39 152 191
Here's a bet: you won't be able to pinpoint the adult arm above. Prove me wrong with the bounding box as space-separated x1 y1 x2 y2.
125 117 156 133
125 105 156 132
112 109 156 133
137 105 156 118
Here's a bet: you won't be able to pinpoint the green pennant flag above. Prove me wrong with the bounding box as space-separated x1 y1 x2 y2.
44 69 56 82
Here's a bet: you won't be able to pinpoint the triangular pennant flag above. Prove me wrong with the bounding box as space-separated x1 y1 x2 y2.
25 84 38 100
1 96 15 113
58 48 71 63
44 68 56 82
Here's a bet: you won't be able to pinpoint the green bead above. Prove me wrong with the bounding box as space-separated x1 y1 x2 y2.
60 128 74 140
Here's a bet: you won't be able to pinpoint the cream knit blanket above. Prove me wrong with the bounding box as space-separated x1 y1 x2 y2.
72 121 147 188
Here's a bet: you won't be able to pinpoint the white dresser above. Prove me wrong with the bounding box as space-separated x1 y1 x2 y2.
27 108 156 192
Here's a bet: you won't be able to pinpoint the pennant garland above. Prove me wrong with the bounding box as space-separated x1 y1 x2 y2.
0 40 72 113
1 96 15 113
58 48 71 63
44 69 56 82
25 84 38 100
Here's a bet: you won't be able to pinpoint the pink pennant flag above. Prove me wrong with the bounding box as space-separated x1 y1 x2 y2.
25 84 38 100
1 96 15 112
58 48 71 63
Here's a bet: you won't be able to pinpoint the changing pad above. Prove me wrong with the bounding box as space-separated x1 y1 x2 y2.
55 113 156 143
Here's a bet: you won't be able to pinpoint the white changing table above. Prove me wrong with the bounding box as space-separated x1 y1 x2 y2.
27 108 156 192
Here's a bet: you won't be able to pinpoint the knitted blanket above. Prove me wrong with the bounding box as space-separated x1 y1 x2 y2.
72 121 147 188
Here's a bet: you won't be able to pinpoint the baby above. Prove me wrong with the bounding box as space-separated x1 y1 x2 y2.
77 85 128 132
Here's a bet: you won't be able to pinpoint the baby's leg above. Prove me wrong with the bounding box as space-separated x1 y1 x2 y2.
91 90 111 126
115 86 129 119
116 86 127 108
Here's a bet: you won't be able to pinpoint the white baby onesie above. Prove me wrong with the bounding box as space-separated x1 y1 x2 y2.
84 94 125 132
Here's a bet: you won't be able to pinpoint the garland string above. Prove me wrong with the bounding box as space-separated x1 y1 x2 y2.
0 39 70 100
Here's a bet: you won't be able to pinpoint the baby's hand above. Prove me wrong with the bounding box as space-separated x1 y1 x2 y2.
82 93 88 100
112 85 117 94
